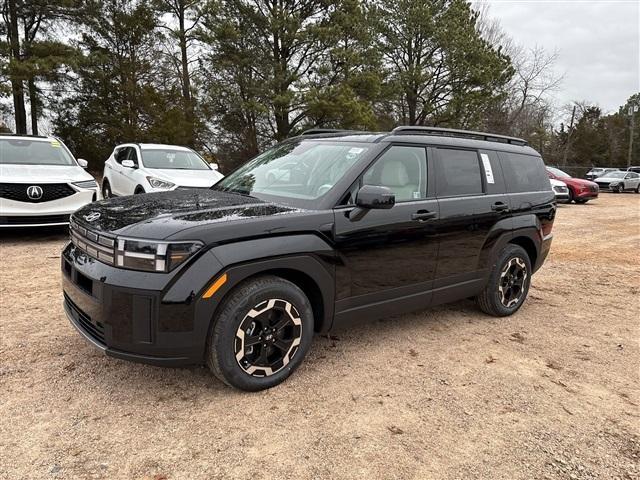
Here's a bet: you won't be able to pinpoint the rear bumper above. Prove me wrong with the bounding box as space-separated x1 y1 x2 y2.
535 233 553 273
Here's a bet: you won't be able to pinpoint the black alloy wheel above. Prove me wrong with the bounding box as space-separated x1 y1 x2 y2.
498 257 528 308
206 275 313 391
234 298 303 377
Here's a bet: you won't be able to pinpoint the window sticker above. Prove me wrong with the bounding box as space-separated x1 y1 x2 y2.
481 153 495 184
346 147 364 160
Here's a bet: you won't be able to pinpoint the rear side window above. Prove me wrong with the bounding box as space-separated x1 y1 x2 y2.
501 153 550 193
434 148 483 197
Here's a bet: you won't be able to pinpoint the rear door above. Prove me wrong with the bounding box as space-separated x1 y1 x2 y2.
431 147 509 302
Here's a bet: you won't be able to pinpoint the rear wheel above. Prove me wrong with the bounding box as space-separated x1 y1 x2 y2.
102 180 112 198
477 244 531 317
206 275 314 391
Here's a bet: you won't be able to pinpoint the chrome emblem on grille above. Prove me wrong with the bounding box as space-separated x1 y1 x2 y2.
84 212 101 222
26 185 43 200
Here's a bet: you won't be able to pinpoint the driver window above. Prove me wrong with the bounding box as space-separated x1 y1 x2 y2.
362 146 427 202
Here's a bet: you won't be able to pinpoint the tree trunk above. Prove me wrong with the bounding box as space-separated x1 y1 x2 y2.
28 78 39 135
177 0 194 145
7 0 27 134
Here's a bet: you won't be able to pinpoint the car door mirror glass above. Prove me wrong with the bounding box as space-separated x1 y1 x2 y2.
77 159 88 168
121 159 136 168
356 185 395 210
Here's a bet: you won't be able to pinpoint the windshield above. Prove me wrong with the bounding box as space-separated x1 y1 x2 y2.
213 140 370 201
603 171 625 178
0 138 76 166
547 167 571 178
141 149 211 170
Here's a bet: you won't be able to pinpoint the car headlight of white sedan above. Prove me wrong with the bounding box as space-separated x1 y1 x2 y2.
146 177 175 190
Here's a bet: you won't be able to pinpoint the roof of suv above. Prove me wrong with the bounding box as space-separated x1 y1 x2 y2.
116 143 193 151
0 133 55 142
293 127 540 156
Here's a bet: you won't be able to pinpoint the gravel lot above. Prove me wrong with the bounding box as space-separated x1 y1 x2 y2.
1 193 638 480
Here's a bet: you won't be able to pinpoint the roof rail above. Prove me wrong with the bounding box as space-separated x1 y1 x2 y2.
300 128 356 136
391 126 528 146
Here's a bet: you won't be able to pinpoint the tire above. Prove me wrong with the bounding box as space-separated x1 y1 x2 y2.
102 180 112 198
616 183 624 193
575 199 588 204
477 244 532 317
635 184 639 193
206 275 314 391
567 188 574 203
134 186 145 194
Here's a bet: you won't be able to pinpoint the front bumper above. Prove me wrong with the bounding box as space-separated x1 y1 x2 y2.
61 242 224 366
574 188 598 199
0 190 98 227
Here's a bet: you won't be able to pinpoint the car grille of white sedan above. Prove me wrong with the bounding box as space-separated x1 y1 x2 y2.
0 182 76 203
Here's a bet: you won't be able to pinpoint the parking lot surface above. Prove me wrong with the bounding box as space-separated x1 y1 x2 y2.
1 194 638 480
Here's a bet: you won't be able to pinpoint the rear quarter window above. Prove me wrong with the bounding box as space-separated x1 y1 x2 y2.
500 152 551 193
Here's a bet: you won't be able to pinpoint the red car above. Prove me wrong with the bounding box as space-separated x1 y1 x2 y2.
546 167 599 203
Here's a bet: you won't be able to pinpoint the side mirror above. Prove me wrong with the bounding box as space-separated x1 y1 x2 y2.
356 185 395 210
121 160 136 168
77 158 88 169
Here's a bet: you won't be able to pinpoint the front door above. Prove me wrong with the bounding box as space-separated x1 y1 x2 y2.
333 145 439 323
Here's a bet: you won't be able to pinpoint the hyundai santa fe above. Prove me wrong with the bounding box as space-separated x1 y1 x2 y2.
0 134 99 227
62 127 555 391
101 143 223 197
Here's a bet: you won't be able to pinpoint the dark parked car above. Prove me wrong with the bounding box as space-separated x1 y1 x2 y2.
62 127 555 391
546 167 599 203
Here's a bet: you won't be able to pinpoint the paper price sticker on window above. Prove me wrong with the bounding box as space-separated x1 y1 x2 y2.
480 153 495 184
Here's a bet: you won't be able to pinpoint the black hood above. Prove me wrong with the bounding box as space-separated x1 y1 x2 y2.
73 189 300 239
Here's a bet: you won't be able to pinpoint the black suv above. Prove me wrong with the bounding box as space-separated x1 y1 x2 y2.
62 127 555 390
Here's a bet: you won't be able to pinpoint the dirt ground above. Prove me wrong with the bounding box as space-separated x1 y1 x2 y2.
1 193 638 480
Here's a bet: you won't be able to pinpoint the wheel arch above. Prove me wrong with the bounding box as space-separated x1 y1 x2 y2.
509 235 538 268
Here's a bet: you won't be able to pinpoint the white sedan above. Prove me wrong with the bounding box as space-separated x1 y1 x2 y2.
594 171 640 193
102 143 223 197
0 135 99 227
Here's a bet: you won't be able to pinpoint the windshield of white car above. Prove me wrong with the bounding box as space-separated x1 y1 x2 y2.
547 167 571 178
603 172 625 178
0 138 76 166
141 149 211 170
212 140 370 201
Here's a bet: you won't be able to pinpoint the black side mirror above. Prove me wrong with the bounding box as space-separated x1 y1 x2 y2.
356 185 395 210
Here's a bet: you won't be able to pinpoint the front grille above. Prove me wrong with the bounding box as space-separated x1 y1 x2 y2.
64 292 105 344
0 183 75 203
0 214 70 225
596 182 608 189
69 218 116 265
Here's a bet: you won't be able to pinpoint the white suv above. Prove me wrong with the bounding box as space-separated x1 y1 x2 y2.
101 143 223 197
0 134 99 227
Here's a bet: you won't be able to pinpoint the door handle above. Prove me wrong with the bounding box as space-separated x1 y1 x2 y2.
411 210 437 221
491 202 509 212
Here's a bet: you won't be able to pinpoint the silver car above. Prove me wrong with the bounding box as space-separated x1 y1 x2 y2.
550 178 570 202
594 171 640 193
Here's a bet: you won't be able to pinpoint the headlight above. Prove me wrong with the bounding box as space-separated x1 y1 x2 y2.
146 177 175 189
73 180 98 189
116 238 203 272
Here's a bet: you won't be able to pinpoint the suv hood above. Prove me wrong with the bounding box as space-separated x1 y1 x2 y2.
73 189 300 239
147 168 223 188
0 164 93 183
595 175 625 182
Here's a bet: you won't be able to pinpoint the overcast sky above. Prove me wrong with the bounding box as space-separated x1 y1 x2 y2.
484 0 639 115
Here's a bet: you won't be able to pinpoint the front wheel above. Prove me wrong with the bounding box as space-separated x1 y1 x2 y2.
575 198 589 204
615 183 624 193
102 180 112 198
206 275 314 391
477 245 532 317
